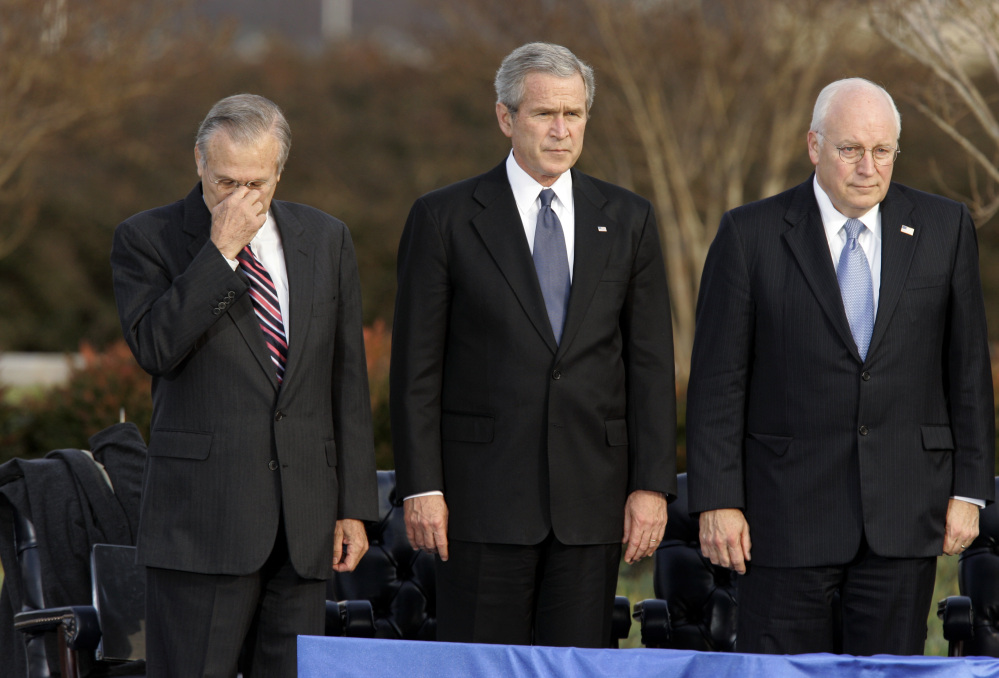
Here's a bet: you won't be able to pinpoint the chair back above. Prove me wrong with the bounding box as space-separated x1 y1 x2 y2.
330 471 437 640
958 476 999 657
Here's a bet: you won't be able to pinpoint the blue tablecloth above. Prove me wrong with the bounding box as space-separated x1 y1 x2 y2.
299 636 999 677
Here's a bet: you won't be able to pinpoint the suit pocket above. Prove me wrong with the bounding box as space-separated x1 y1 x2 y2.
441 412 494 443
325 439 338 467
921 425 954 451
906 274 947 290
605 418 628 446
745 432 792 457
600 265 631 283
149 429 212 460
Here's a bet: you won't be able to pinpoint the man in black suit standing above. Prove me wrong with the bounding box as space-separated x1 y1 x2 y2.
111 94 378 677
390 42 677 647
687 78 995 655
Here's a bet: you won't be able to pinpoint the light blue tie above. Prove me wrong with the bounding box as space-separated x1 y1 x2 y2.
533 188 571 344
837 218 874 360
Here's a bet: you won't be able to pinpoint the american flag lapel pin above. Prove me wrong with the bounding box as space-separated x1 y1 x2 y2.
900 225 914 236
597 226 607 232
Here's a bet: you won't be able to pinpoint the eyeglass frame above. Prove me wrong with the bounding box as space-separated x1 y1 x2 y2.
814 131 900 166
199 159 274 192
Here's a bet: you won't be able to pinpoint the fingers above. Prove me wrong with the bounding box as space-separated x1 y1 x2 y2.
210 187 268 258
622 490 667 565
698 508 751 574
943 498 980 556
404 495 450 562
332 519 370 573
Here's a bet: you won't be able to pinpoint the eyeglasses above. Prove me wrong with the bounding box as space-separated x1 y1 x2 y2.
201 163 271 191
816 132 900 166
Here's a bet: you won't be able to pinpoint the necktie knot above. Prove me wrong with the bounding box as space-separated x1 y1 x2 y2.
539 188 555 210
844 218 865 242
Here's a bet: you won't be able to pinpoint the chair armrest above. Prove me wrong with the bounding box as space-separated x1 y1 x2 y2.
633 598 671 648
325 600 375 638
937 594 974 657
14 605 102 650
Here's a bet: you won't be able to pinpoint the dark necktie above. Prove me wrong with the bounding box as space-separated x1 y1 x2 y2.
533 188 571 344
837 218 874 361
236 245 288 382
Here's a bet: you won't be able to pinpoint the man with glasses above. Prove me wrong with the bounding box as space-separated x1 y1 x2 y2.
686 78 994 655
111 94 377 677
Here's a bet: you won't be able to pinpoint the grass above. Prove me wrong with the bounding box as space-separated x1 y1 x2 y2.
615 553 961 654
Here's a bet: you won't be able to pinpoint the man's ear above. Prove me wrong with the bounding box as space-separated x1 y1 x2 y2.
496 102 514 139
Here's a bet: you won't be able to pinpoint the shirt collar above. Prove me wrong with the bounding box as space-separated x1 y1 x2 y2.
505 150 574 212
812 175 881 241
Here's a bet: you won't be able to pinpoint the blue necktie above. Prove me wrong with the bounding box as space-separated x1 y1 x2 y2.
837 218 874 361
533 188 571 343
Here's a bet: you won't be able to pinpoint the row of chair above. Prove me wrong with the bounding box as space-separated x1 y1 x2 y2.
2 425 995 676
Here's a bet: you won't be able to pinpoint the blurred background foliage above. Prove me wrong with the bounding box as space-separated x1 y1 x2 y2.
1 0 998 462
2 0 999 655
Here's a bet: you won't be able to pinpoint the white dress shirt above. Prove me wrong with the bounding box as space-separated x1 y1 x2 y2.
506 151 575 281
813 176 882 314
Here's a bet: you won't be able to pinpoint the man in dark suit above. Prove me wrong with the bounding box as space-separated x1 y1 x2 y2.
687 78 995 655
390 42 677 647
111 94 378 677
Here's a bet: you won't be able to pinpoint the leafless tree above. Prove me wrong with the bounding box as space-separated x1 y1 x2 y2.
872 0 999 225
0 0 215 258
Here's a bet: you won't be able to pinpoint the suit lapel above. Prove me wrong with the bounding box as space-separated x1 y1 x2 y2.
556 170 613 359
868 185 916 357
471 163 558 353
272 201 314 390
781 181 861 361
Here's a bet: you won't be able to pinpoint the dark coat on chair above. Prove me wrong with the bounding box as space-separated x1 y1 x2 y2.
0 422 146 678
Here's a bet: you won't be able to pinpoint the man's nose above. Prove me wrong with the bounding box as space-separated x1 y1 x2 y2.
550 115 569 138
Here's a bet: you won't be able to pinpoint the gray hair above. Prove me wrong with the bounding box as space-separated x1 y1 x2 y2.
495 42 596 115
195 94 292 174
810 78 901 142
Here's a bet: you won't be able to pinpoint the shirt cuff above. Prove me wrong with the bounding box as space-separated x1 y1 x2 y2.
404 490 444 501
952 495 985 509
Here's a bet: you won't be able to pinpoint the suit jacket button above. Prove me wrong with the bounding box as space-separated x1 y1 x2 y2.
859 425 869 436
212 308 221 316
274 410 285 421
862 371 871 381
268 460 279 471
552 369 561 380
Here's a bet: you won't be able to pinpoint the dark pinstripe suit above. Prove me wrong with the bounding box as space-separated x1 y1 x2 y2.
686 178 994 649
111 183 378 674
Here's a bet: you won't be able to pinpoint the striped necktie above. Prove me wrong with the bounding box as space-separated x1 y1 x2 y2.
236 245 288 382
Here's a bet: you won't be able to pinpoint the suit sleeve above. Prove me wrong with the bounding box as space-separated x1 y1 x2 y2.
686 212 755 514
111 218 248 376
946 205 995 503
390 197 450 498
332 226 379 520
622 205 678 500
